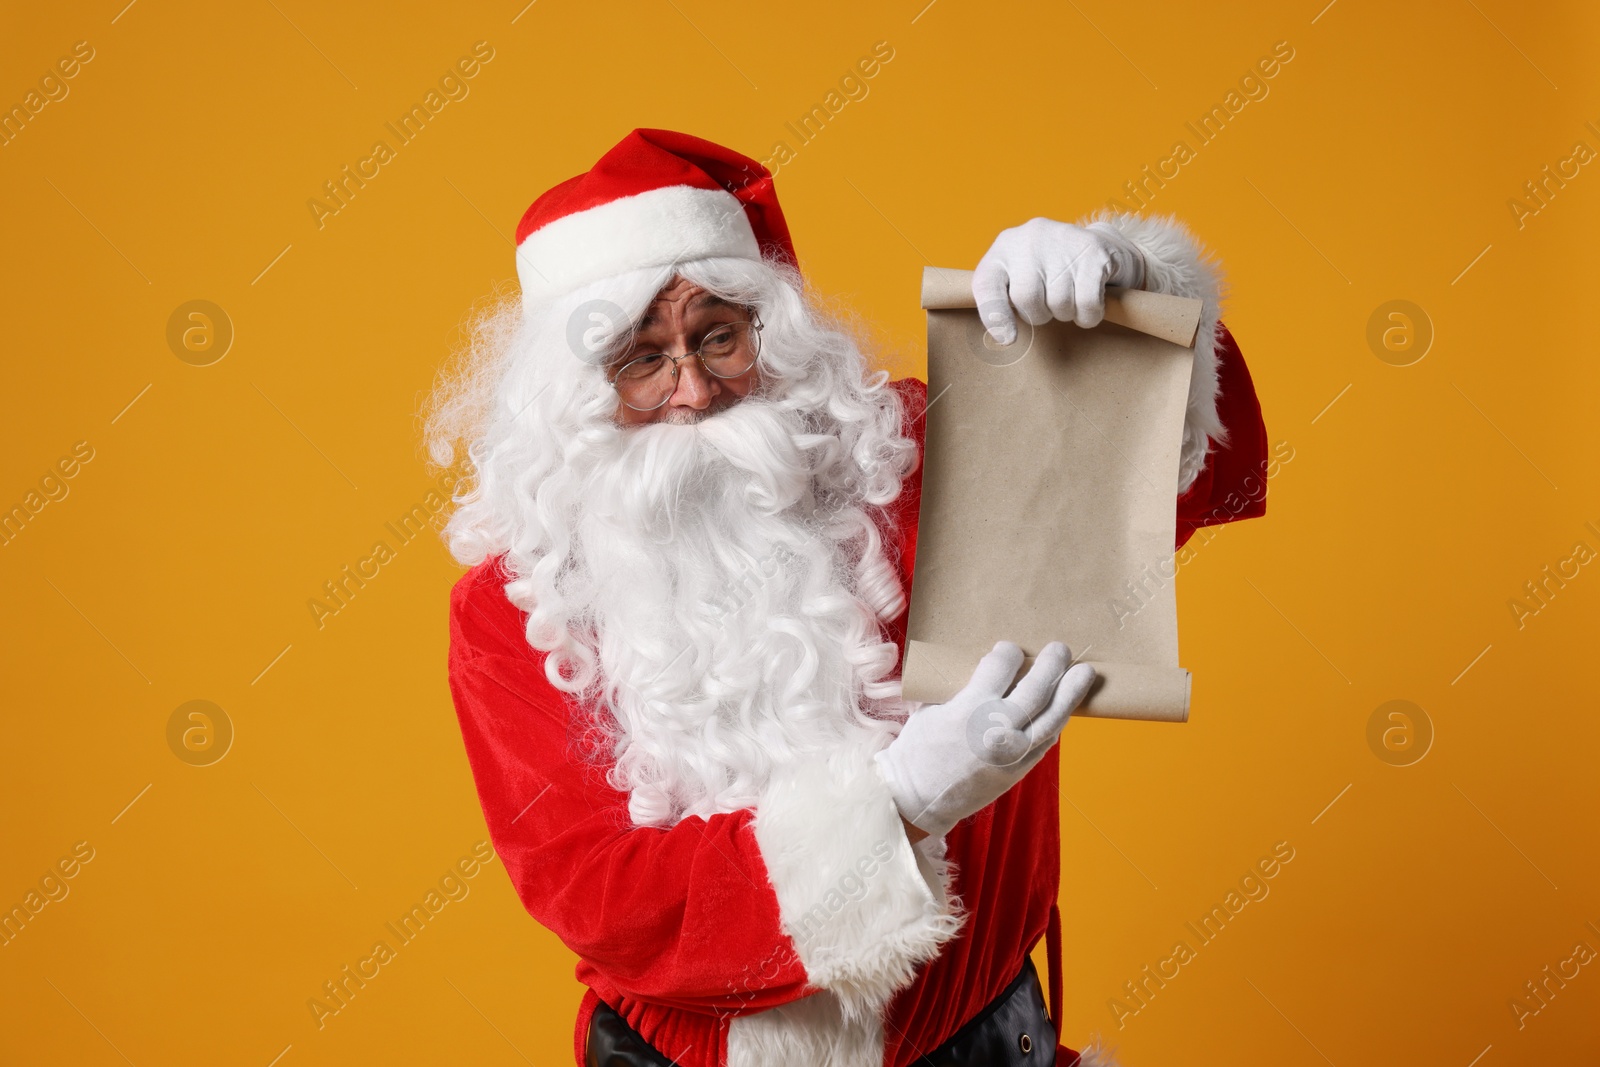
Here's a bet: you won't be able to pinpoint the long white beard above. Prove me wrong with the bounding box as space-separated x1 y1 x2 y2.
569 399 905 827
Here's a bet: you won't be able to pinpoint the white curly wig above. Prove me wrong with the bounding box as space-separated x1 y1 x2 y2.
422 254 921 826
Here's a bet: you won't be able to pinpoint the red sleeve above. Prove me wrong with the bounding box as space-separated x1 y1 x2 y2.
446 561 812 1015
885 376 928 601
1174 321 1270 550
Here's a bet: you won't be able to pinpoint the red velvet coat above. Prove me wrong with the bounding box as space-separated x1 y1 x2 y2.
446 313 1266 1066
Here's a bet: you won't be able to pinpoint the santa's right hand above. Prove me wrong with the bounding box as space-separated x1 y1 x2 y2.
872 641 1096 840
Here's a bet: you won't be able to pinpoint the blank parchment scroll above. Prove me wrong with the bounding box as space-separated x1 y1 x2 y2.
898 267 1203 723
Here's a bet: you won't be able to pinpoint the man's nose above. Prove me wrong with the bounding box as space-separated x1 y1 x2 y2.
669 352 718 409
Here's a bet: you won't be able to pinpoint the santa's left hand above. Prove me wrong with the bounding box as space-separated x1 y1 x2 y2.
973 217 1147 345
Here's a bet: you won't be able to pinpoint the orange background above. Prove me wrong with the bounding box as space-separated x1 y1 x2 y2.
3 1 1598 1064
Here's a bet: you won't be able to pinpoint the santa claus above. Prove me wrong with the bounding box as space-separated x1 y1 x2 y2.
426 129 1267 1067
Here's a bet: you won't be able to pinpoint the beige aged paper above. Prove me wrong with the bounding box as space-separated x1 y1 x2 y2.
899 268 1202 722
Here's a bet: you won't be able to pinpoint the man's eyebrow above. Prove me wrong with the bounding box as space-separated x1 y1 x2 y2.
637 293 735 327
690 293 735 311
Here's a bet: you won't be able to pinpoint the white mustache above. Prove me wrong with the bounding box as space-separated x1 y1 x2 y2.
588 400 817 528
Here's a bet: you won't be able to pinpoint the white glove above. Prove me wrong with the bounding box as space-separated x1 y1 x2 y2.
973 217 1148 344
874 641 1096 839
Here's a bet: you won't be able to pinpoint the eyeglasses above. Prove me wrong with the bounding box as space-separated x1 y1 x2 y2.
607 317 763 412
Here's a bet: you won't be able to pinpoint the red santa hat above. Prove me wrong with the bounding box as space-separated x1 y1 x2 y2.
514 128 798 307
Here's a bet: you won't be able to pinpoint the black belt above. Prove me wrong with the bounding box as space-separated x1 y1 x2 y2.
585 957 1057 1067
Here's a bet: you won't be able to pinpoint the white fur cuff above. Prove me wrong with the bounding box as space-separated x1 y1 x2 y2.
749 738 965 1026
1080 209 1230 495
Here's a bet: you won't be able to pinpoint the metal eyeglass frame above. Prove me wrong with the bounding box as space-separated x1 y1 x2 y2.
607 315 764 412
